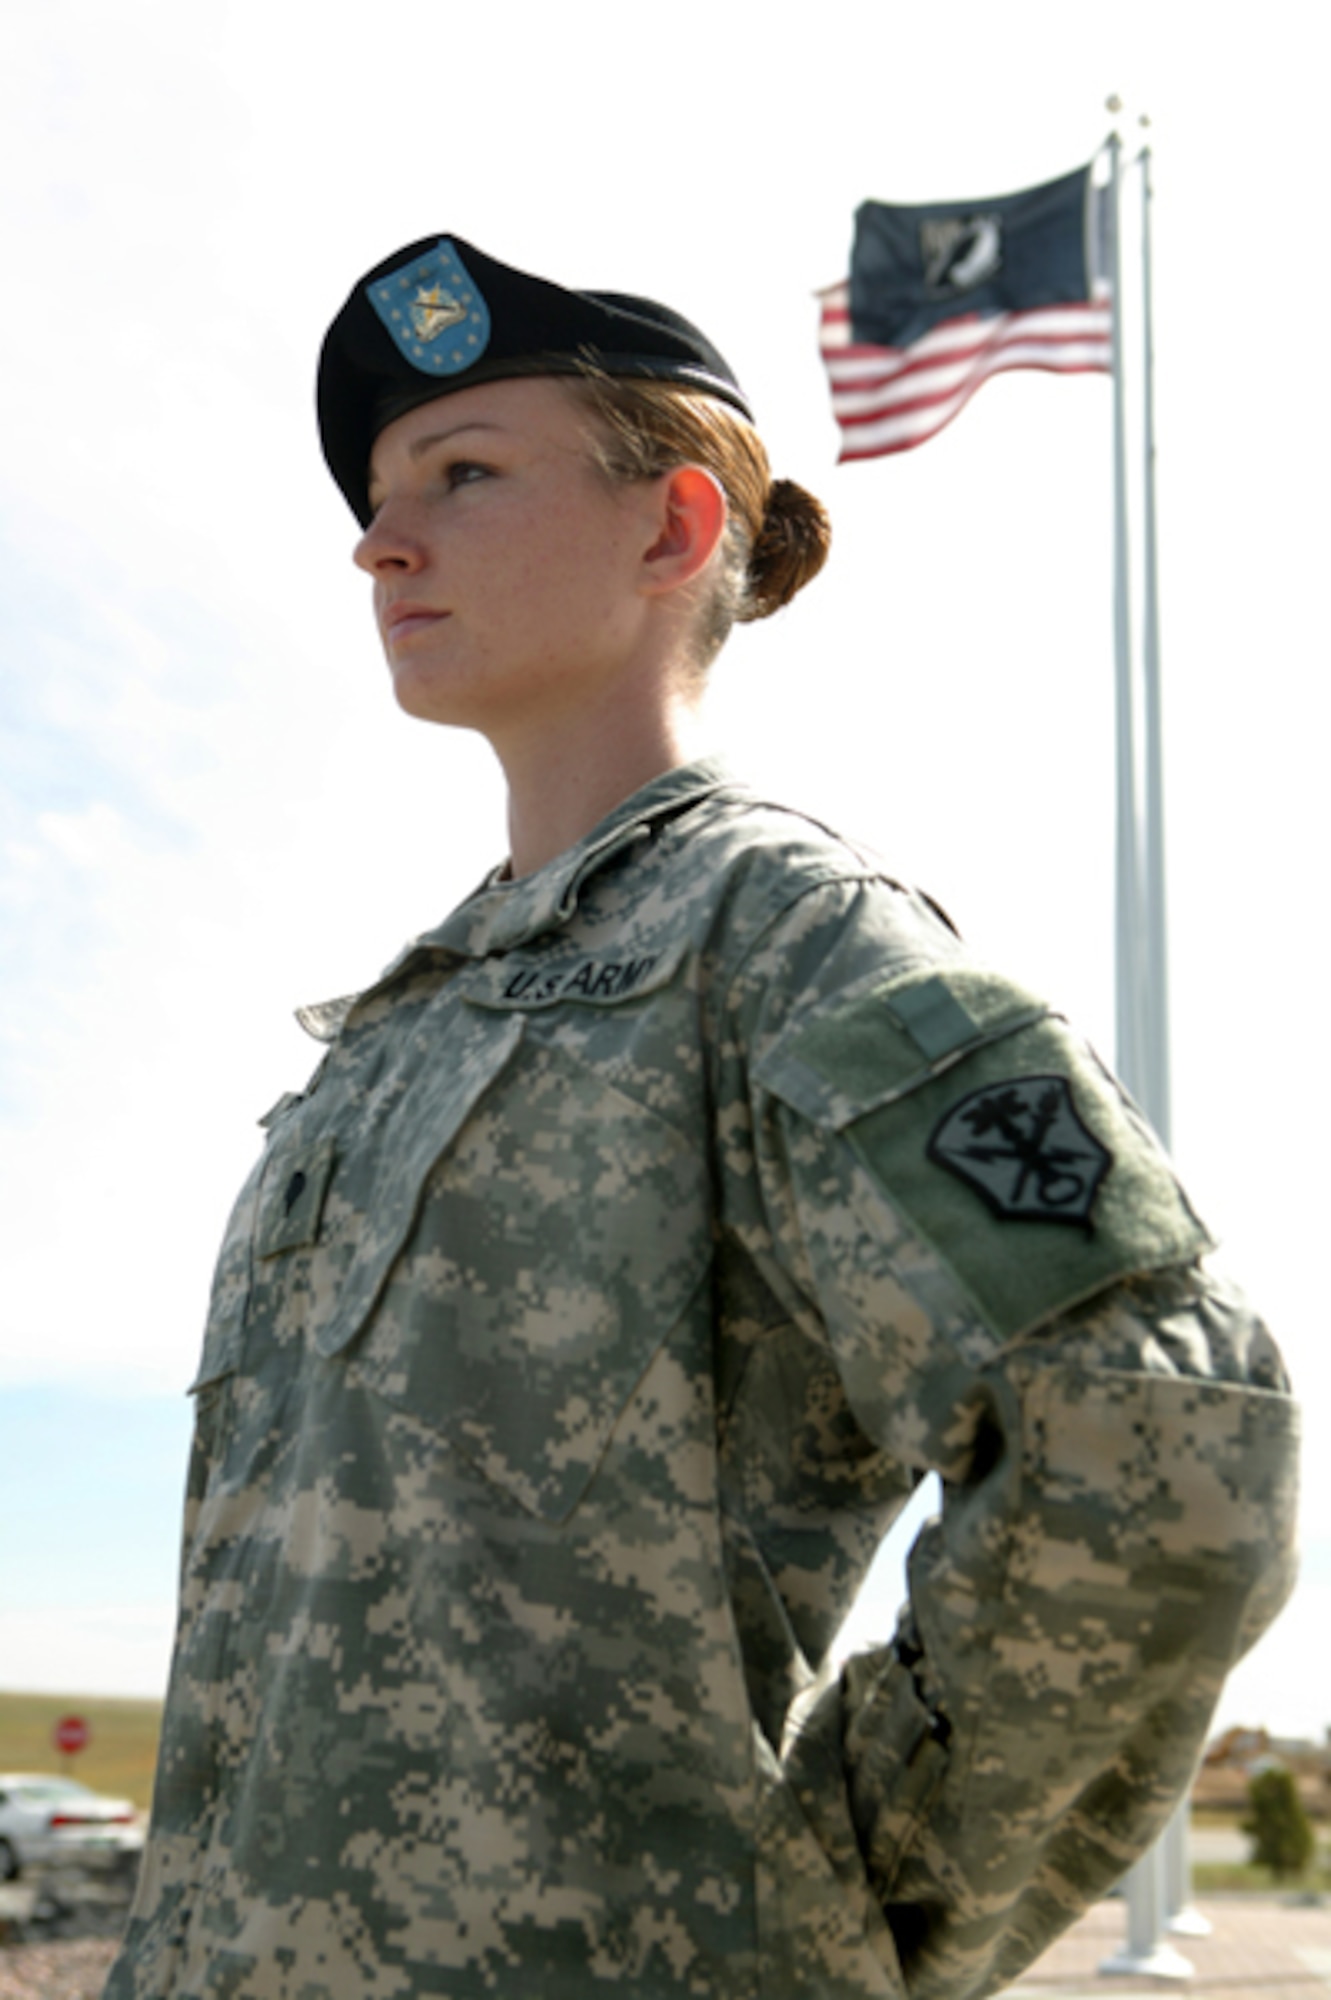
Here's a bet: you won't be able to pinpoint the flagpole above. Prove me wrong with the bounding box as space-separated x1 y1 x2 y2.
1138 139 1210 1941
1108 130 1145 1107
1100 119 1194 1985
1138 141 1171 1150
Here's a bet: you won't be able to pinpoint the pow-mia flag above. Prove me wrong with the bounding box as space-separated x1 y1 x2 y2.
849 165 1099 349
818 161 1111 461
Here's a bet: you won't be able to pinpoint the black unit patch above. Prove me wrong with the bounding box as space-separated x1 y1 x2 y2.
927 1074 1110 1228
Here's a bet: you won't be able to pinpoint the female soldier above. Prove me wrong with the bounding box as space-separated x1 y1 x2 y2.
105 237 1297 2000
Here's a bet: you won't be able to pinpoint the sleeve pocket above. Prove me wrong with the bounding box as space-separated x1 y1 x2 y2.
756 964 1211 1345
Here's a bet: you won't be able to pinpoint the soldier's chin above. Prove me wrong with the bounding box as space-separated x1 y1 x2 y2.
387 659 481 733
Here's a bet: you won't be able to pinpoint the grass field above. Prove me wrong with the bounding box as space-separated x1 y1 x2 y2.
1194 1856 1331 1892
0 1691 162 1809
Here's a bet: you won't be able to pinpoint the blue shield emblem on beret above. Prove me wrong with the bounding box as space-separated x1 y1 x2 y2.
367 240 491 378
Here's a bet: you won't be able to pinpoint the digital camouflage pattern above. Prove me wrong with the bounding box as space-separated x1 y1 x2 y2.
105 761 1298 2000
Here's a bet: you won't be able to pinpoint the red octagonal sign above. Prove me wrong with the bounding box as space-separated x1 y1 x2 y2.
53 1714 89 1756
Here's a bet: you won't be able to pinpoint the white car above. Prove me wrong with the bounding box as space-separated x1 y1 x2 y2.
0 1773 144 1878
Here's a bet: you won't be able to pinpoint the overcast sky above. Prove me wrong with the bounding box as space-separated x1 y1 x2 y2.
1 0 1325 1746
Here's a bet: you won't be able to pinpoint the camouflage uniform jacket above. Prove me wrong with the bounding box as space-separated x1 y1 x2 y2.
106 760 1298 2000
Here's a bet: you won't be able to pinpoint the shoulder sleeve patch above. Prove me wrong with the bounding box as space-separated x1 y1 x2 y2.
755 965 1211 1343
928 1073 1110 1228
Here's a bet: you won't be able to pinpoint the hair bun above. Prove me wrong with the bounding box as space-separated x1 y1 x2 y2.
741 479 832 621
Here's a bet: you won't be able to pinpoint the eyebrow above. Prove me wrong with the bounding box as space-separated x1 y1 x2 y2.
366 420 507 506
406 420 505 463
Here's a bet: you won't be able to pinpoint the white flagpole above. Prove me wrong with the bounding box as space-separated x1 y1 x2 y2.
1100 120 1195 1984
1138 141 1171 1150
1108 131 1146 1107
1138 138 1210 1941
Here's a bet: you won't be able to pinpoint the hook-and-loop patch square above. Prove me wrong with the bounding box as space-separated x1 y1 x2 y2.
256 1136 337 1258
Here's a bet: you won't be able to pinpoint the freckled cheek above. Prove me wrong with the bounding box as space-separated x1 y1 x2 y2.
501 541 604 618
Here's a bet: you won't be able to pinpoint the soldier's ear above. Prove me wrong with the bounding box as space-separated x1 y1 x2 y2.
638 466 727 597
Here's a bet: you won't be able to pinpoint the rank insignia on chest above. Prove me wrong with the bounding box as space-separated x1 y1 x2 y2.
927 1073 1111 1228
367 239 492 378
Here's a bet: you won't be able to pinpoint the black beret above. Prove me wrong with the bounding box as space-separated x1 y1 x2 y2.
318 236 753 526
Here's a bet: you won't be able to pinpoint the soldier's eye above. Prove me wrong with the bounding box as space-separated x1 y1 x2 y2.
446 460 492 489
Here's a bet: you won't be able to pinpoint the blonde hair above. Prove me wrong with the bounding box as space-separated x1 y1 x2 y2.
570 375 831 666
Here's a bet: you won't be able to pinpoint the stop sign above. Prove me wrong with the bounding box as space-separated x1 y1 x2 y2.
53 1714 89 1756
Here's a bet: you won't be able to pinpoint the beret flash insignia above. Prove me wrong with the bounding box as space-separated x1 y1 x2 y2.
368 239 491 378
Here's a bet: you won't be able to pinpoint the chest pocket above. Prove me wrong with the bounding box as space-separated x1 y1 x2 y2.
189 1009 526 1394
347 1037 712 1524
190 1165 266 1395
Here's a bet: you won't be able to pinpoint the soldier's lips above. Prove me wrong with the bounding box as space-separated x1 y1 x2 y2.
383 607 450 644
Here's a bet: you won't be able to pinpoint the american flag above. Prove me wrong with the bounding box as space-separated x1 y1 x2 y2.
818 281 1112 462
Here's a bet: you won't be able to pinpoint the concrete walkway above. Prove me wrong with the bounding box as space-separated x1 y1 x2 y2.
1011 1893 1331 1997
2 1891 1327 1999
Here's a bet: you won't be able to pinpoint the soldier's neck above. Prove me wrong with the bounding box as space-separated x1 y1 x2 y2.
493 676 705 880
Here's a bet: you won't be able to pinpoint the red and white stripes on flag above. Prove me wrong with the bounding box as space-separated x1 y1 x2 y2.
818 282 1112 462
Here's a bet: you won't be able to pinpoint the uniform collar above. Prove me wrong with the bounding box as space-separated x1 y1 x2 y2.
297 758 742 1038
423 755 738 958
